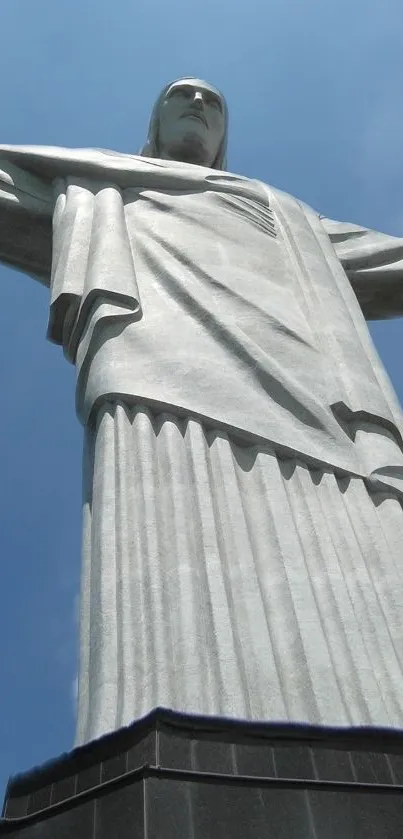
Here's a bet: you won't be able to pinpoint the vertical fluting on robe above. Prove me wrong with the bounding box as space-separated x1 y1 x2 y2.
1 148 403 749
75 402 403 745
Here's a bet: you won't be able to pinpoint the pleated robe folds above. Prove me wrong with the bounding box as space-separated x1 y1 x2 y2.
0 146 403 744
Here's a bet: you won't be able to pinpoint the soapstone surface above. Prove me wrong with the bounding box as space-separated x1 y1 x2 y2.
0 79 402 744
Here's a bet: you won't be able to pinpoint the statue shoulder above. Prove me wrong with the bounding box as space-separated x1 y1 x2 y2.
253 178 314 215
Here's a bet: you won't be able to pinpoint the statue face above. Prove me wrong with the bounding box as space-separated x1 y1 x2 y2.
158 78 225 167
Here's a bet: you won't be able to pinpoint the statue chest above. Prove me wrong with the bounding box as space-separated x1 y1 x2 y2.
123 184 317 351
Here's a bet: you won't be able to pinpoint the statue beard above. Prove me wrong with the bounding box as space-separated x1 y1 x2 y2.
160 131 213 167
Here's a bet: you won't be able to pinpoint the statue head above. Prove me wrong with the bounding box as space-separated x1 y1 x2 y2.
140 77 228 170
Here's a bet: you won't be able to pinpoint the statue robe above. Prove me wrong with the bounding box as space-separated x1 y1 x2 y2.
1 145 403 744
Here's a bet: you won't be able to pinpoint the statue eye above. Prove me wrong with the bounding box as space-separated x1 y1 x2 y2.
205 94 222 111
168 87 191 100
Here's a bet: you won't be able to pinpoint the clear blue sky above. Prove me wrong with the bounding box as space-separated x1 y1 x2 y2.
0 0 402 797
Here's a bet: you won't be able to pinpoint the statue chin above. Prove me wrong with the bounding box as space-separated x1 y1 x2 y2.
160 134 212 166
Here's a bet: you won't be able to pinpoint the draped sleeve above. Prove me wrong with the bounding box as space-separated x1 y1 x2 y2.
48 178 141 363
321 216 403 320
0 151 142 365
0 156 53 283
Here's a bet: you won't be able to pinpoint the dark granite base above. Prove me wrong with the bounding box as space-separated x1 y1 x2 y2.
2 710 403 837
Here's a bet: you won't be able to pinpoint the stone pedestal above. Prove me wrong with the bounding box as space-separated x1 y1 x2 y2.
2 710 403 837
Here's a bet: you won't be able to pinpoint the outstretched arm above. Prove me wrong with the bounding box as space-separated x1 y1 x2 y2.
0 157 53 284
321 216 403 320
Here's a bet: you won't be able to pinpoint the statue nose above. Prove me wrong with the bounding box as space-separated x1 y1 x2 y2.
192 92 204 108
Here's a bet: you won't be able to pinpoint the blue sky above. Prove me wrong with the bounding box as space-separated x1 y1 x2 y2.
0 0 402 797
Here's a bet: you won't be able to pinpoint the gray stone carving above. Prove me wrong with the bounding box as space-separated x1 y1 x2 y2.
1 78 403 745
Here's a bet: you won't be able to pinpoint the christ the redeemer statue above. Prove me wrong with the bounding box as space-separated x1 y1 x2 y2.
1 77 403 746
